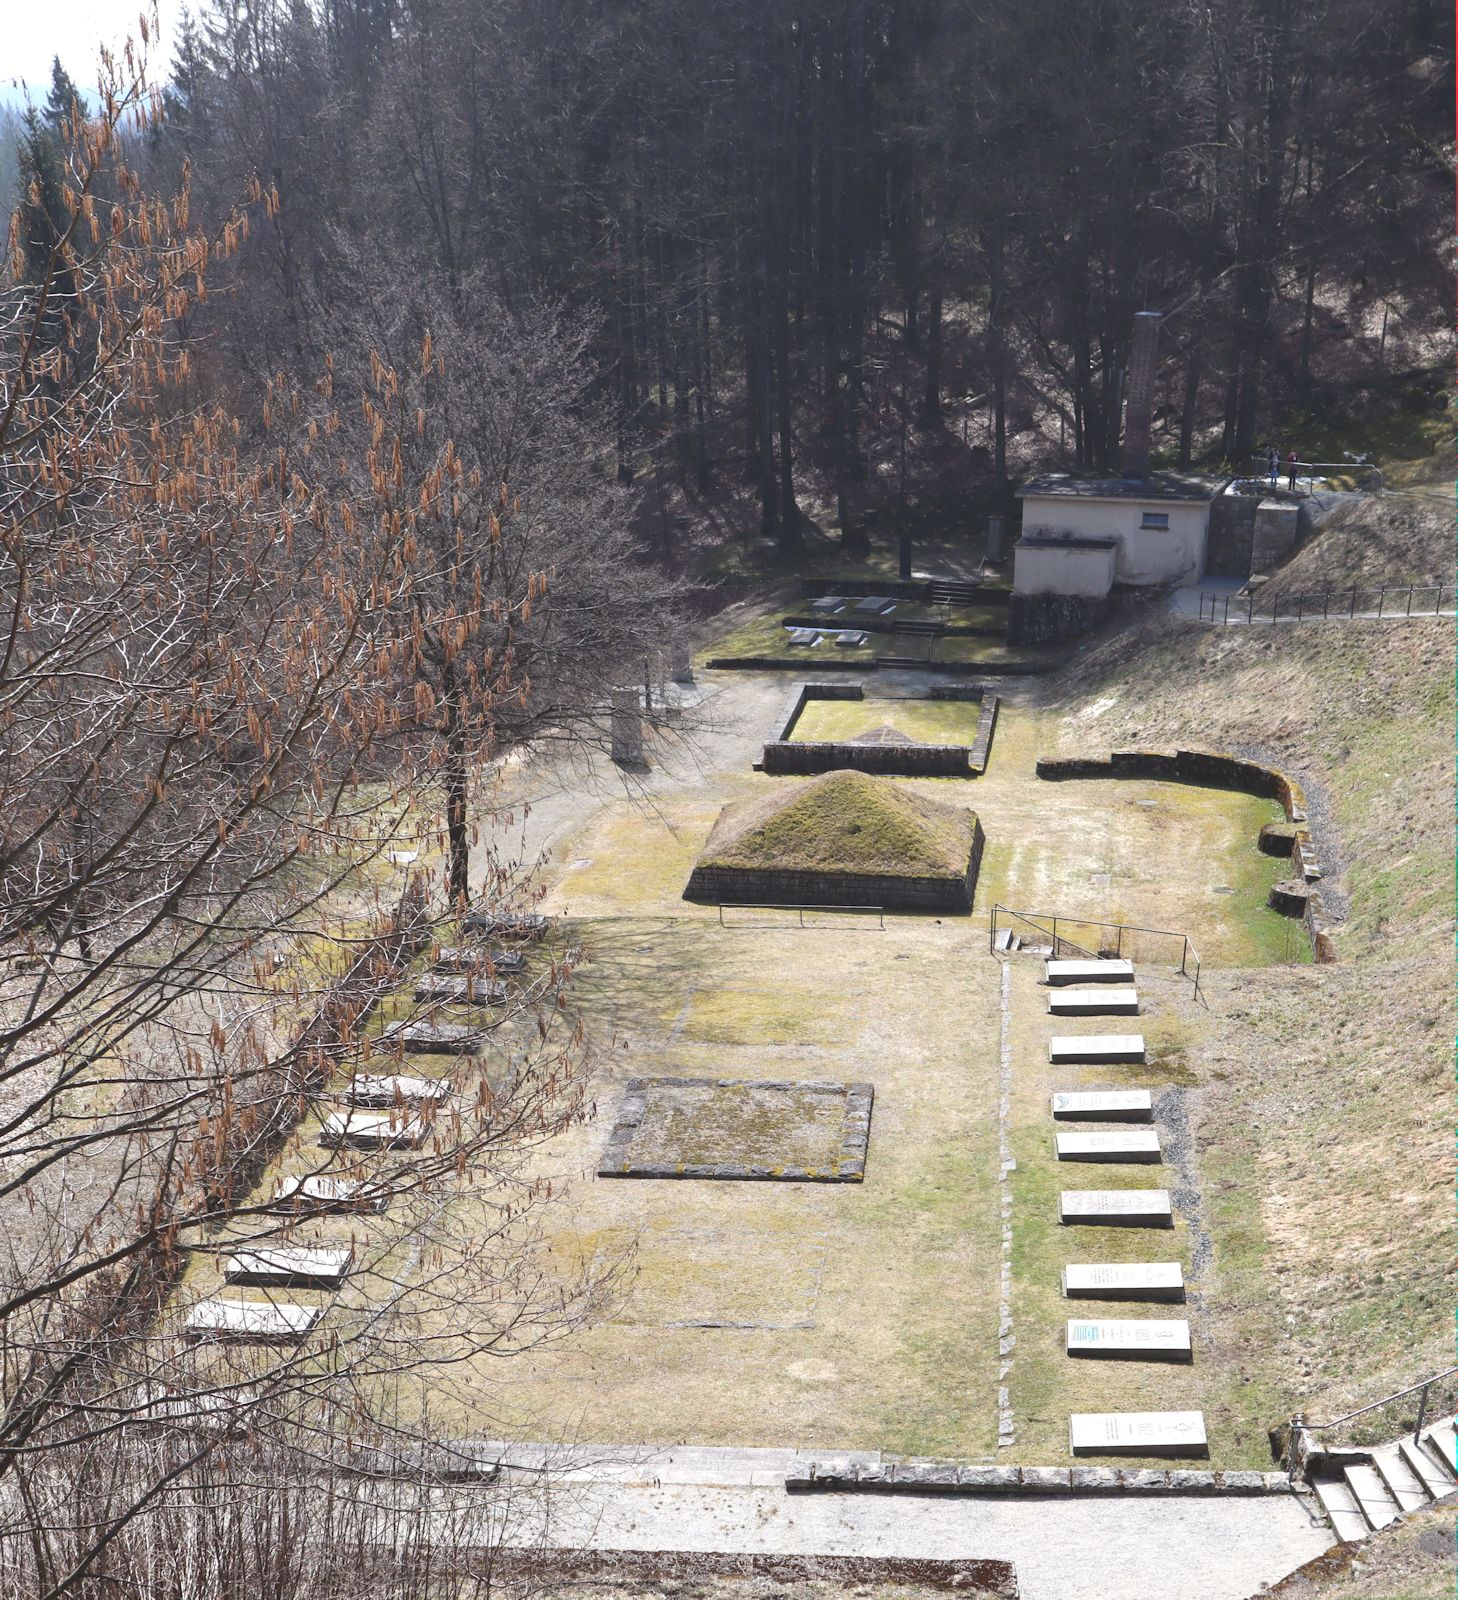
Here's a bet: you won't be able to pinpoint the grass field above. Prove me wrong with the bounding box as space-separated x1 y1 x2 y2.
789 696 985 747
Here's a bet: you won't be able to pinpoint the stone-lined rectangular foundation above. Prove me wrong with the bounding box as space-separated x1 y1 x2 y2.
598 1076 873 1182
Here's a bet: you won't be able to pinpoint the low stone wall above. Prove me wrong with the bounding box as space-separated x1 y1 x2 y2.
685 818 985 915
1007 592 1112 645
763 739 973 777
763 682 999 778
1035 747 1336 960
789 1459 1290 1495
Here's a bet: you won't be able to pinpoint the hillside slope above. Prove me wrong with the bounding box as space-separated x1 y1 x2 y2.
1262 492 1451 598
1042 611 1453 1419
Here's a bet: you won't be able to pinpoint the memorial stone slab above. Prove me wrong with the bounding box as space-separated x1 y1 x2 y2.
834 630 869 647
345 1073 449 1107
319 1109 426 1150
1052 1090 1153 1121
787 628 819 646
379 1020 484 1055
1069 1410 1208 1459
855 596 895 615
224 1246 354 1289
1059 1189 1173 1227
272 1174 388 1213
185 1299 322 1344
433 946 526 975
810 596 846 614
1045 959 1135 986
1055 1130 1162 1163
1062 1263 1185 1302
1049 1035 1146 1065
414 972 509 1006
1048 987 1140 1016
1066 1318 1192 1361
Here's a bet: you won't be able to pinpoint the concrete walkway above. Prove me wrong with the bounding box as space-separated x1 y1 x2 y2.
516 1478 1334 1600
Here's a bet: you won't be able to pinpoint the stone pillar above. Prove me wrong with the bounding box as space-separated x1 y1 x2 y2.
1121 311 1162 481
986 515 1005 563
610 688 643 765
898 531 913 579
671 646 694 684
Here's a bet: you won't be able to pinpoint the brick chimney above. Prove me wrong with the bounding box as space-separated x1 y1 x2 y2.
1121 311 1162 480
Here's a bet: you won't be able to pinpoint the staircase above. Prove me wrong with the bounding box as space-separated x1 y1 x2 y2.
928 580 984 606
1308 1416 1458 1543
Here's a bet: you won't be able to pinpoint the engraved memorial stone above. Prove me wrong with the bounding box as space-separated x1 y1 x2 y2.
1045 959 1135 986
1069 1410 1208 1458
1049 1035 1146 1065
1062 1263 1185 1302
1051 1090 1153 1121
1049 987 1140 1016
1066 1317 1192 1360
1059 1189 1173 1226
1055 1130 1162 1163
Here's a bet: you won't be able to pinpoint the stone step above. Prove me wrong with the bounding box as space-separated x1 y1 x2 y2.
1368 1442 1431 1514
1398 1436 1454 1499
1342 1462 1400 1530
1311 1474 1369 1543
1419 1419 1458 1480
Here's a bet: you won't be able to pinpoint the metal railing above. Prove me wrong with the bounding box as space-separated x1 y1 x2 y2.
988 903 1203 1000
717 902 886 930
1242 457 1385 492
1197 583 1453 624
1301 1366 1458 1446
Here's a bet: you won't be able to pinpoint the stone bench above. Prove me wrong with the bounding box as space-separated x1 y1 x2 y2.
272 1174 388 1213
433 946 527 975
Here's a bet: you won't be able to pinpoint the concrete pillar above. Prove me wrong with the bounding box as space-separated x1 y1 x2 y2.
898 531 913 579
1121 311 1162 481
671 646 694 684
986 515 1005 563
610 688 643 765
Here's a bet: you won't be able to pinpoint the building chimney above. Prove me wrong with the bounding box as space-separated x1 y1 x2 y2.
1121 311 1162 481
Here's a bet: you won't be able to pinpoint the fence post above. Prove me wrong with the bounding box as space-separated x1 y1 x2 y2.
1437 588 1444 616
1180 937 1188 976
1324 591 1330 619
1350 589 1357 619
1116 925 1124 957
1224 594 1231 623
1406 586 1413 617
1377 587 1384 617
1413 1381 1430 1445
1248 592 1255 624
1297 595 1304 621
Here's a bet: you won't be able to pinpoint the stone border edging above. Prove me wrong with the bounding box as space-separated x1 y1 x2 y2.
597 1076 874 1182
1035 746 1336 961
787 1461 1292 1495
760 681 1000 778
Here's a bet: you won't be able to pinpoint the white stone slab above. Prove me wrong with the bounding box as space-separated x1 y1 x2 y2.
1062 1262 1185 1302
379 1020 485 1054
1070 1410 1208 1458
787 628 819 646
415 972 509 1005
1045 959 1135 986
185 1299 321 1343
810 596 846 614
1066 1317 1192 1360
273 1174 387 1212
834 630 868 647
319 1109 425 1149
855 596 895 614
224 1246 354 1288
345 1073 449 1107
434 946 527 974
1059 1189 1173 1227
1055 1130 1162 1163
1051 1090 1153 1121
1049 987 1139 1016
1049 1035 1146 1065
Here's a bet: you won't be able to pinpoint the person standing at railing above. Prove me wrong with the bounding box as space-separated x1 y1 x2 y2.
1286 449 1300 490
1267 446 1279 488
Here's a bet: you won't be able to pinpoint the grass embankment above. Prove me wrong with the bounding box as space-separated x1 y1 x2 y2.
1261 491 1453 597
1045 610 1454 1417
698 770 977 877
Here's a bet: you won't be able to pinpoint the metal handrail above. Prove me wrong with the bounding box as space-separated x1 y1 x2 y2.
717 902 885 930
1197 583 1451 624
1243 457 1385 491
1301 1366 1458 1437
989 903 1203 1000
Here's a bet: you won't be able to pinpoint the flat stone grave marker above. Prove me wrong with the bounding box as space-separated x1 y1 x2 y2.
854 596 895 615
1055 1130 1162 1163
272 1174 388 1213
319 1109 426 1150
433 946 526 975
1059 1189 1173 1227
1067 1317 1192 1361
834 630 869 647
1049 1034 1146 1065
462 909 549 939
345 1073 449 1107
1069 1410 1208 1459
414 972 508 1006
1052 1089 1153 1121
810 596 847 614
1045 958 1135 986
787 628 820 646
224 1246 354 1289
185 1299 322 1344
1063 1262 1185 1302
379 1020 484 1055
1048 987 1139 1016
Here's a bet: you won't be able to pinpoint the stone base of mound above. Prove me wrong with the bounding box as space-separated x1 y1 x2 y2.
686 818 984 914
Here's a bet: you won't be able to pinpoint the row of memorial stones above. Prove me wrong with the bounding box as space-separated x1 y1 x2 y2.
1043 959 1207 1462
182 912 547 1346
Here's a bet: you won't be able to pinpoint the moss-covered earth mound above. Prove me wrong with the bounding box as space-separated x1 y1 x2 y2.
685 771 983 912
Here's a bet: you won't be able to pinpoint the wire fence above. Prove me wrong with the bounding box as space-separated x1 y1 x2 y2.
716 902 886 930
1197 583 1452 624
988 904 1204 1000
1241 457 1386 493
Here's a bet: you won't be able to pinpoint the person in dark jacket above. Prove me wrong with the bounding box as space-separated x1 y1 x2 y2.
1286 449 1300 490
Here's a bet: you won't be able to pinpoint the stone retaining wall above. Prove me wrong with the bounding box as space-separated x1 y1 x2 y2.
788 1460 1290 1495
685 818 985 915
1036 747 1336 960
763 682 999 778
